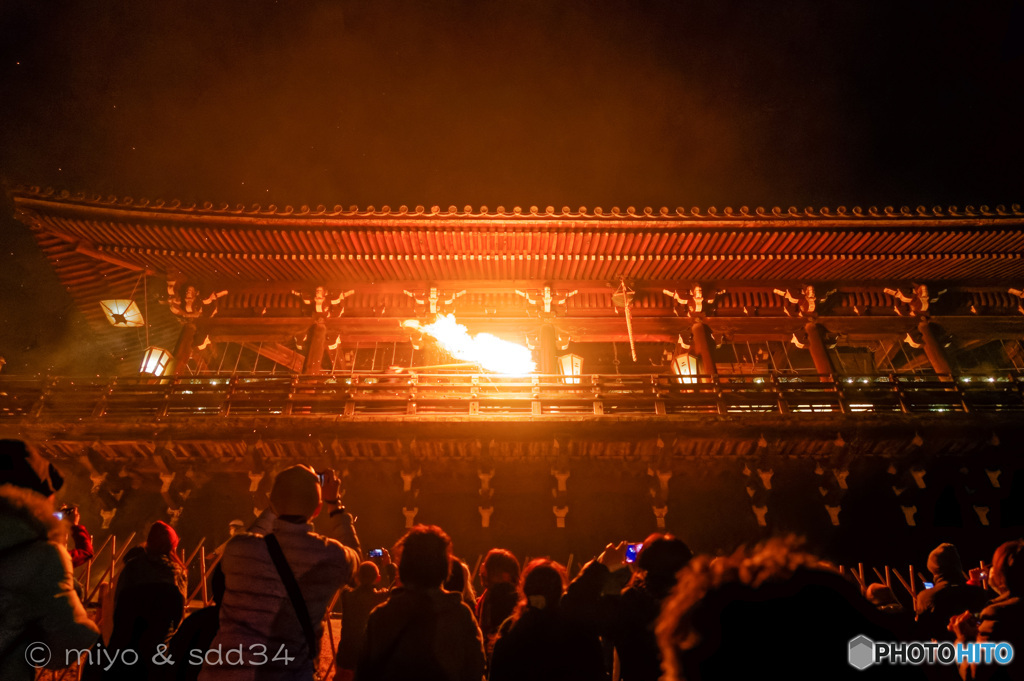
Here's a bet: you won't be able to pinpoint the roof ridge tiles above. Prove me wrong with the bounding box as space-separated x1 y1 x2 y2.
10 185 1024 221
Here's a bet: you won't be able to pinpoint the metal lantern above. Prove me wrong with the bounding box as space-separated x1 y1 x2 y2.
557 353 584 384
100 299 144 327
140 346 173 376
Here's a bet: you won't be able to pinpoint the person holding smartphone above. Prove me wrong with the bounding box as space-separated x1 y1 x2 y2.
60 506 94 569
563 533 693 681
200 466 360 681
915 543 990 642
950 539 1024 680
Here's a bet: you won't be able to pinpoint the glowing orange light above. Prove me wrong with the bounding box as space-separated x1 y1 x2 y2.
140 346 173 376
406 315 536 375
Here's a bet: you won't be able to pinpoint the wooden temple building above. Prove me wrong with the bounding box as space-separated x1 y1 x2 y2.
4 186 1024 564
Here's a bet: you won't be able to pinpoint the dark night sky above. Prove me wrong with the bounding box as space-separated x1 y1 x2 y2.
1 0 1023 373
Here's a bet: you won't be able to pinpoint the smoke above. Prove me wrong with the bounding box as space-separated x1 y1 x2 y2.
2 0 1023 373
5 0 1024 208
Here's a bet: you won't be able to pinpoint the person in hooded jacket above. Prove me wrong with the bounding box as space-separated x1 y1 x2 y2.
915 542 990 642
356 525 485 681
0 439 100 681
101 520 189 680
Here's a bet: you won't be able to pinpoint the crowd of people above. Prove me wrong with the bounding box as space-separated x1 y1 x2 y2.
1 438 1022 681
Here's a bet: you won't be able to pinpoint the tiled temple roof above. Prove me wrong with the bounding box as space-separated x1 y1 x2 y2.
11 185 1024 220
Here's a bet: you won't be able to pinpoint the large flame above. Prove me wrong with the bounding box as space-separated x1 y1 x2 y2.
407 314 536 375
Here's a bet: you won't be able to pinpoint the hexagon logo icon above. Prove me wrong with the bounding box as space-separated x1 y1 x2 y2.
848 635 875 670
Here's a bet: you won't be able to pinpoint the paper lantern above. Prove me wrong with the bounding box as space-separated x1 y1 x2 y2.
557 353 583 384
672 353 699 384
140 346 173 376
100 299 144 327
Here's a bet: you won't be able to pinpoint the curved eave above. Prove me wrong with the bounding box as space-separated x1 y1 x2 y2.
10 184 1024 291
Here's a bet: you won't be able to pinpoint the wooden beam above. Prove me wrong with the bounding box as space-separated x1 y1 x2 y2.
29 223 157 274
5 413 1022 468
896 338 988 373
241 342 304 373
205 315 1024 345
74 242 156 275
873 339 902 372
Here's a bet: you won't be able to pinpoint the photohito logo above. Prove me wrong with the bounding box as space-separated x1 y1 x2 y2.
849 635 1014 669
849 635 874 670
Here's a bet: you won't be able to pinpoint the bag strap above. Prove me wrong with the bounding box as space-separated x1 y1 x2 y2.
264 534 318 661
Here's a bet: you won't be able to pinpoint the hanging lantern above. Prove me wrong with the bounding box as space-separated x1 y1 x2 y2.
672 353 699 384
557 353 583 384
140 346 173 376
100 299 144 327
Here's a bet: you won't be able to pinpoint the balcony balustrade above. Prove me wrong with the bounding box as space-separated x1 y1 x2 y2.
1 371 1021 422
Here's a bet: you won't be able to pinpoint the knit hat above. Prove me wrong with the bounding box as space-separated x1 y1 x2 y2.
269 465 321 519
146 520 180 558
0 439 64 497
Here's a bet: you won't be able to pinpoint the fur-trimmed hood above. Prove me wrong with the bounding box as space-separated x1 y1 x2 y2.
0 484 62 552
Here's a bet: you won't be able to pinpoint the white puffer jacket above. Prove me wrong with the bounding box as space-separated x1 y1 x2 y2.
0 485 100 680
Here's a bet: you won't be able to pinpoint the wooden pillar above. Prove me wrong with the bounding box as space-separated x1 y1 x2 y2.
690 321 718 378
172 323 196 375
805 322 836 380
302 323 327 375
918 320 953 379
539 324 558 375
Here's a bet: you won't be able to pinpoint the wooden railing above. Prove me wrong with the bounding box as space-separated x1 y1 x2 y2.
2 371 1023 421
